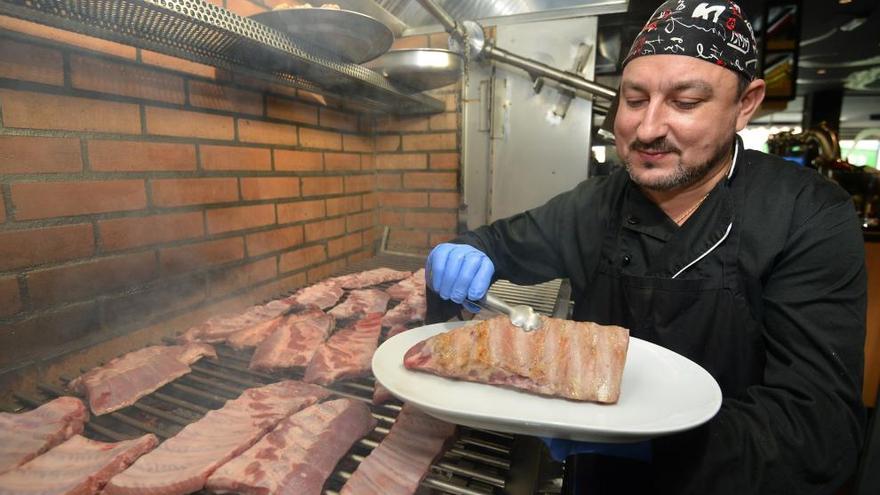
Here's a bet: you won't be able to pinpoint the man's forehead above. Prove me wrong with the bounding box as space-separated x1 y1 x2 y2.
621 55 734 91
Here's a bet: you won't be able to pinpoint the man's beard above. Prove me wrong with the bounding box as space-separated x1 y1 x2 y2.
624 136 734 191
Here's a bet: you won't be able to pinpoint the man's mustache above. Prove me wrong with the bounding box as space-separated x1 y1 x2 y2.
630 139 680 154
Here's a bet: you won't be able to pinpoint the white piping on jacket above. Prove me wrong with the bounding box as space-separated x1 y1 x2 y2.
670 141 739 279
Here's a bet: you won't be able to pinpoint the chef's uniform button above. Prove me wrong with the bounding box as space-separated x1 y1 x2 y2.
622 254 631 266
626 215 639 225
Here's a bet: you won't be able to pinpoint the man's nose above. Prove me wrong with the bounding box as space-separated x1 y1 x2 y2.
636 102 668 143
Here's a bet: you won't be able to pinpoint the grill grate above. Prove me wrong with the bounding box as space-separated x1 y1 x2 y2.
0 0 444 115
4 253 569 494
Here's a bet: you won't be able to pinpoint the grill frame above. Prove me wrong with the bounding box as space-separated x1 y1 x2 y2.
2 253 571 494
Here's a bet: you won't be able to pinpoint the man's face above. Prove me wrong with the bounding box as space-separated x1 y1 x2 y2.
614 55 743 192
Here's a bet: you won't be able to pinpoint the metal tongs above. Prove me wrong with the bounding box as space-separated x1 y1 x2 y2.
473 293 543 332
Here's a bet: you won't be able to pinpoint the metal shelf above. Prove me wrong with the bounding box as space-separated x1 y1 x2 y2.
0 0 445 115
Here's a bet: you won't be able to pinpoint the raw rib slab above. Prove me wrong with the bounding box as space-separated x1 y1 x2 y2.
225 315 284 350
304 313 383 386
340 404 456 495
206 399 376 495
104 380 330 495
381 291 425 328
249 309 335 372
0 434 157 495
0 397 88 475
405 315 630 403
177 300 291 343
283 281 344 310
68 344 216 416
385 269 425 300
331 268 411 289
328 289 389 320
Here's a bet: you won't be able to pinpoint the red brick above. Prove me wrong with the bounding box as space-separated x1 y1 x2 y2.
0 301 100 368
328 232 362 258
99 212 204 251
0 89 140 134
348 249 372 264
345 175 375 194
364 226 381 245
391 35 430 50
374 115 429 132
275 150 323 171
160 238 245 275
71 54 185 104
361 154 375 170
89 140 196 172
375 135 401 151
430 152 460 170
267 95 318 124
151 178 239 207
403 172 457 190
378 173 402 190
429 32 451 49
28 252 158 307
0 275 21 317
429 112 457 131
145 106 234 140
12 180 146 220
362 193 377 210
320 108 359 132
302 176 344 197
225 0 266 17
141 50 216 78
307 258 346 283
241 177 300 200
301 128 342 150
380 210 404 227
101 275 206 329
430 192 460 209
380 192 428 208
0 16 136 60
342 135 372 152
305 218 345 242
208 257 277 298
0 136 81 174
201 145 271 171
0 195 5 223
246 225 304 256
0 224 94 271
296 90 328 106
441 92 458 112
376 154 427 170
189 81 262 116
430 232 457 245
326 196 362 216
317 154 356 173
405 211 457 229
389 229 429 248
207 204 275 234
0 38 63 86
346 211 373 232
279 244 326 273
238 119 298 146
402 133 457 151
277 199 326 224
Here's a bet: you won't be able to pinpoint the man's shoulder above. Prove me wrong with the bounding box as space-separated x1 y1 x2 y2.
740 149 851 204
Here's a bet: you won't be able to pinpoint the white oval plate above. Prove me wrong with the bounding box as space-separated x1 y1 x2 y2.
372 321 722 443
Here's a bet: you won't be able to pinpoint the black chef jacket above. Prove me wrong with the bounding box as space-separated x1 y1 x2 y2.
445 138 867 494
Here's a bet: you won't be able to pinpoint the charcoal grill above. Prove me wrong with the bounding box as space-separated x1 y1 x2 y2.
2 253 571 495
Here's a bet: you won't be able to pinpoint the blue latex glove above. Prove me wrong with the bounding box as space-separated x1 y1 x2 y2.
541 438 652 463
426 243 494 313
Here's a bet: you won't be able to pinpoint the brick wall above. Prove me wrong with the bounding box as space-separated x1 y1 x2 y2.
0 0 461 371
375 32 461 254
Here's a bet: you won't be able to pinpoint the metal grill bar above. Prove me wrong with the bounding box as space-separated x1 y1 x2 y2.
0 0 444 115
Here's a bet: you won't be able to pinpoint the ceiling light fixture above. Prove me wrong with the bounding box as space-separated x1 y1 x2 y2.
817 69 827 75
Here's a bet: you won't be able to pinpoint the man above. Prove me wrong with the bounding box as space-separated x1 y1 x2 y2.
426 1 867 493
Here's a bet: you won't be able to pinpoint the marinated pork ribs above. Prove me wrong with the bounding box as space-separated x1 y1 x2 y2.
330 267 411 290
0 397 88 475
0 434 157 495
249 308 335 372
177 300 291 344
340 404 456 495
206 399 376 495
328 289 390 320
304 313 383 386
69 343 216 416
383 268 425 300
283 280 344 310
104 381 329 495
404 315 630 404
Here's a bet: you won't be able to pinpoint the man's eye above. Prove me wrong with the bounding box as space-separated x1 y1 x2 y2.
625 99 647 108
674 100 700 109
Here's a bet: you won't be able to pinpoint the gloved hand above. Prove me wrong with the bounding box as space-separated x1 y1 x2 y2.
541 438 652 463
426 243 494 313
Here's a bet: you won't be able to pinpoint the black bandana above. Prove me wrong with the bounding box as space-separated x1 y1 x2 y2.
622 0 759 81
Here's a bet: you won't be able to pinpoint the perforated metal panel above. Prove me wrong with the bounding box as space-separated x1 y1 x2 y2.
0 0 444 115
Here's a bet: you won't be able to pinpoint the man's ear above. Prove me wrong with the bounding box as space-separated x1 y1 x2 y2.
735 79 766 130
